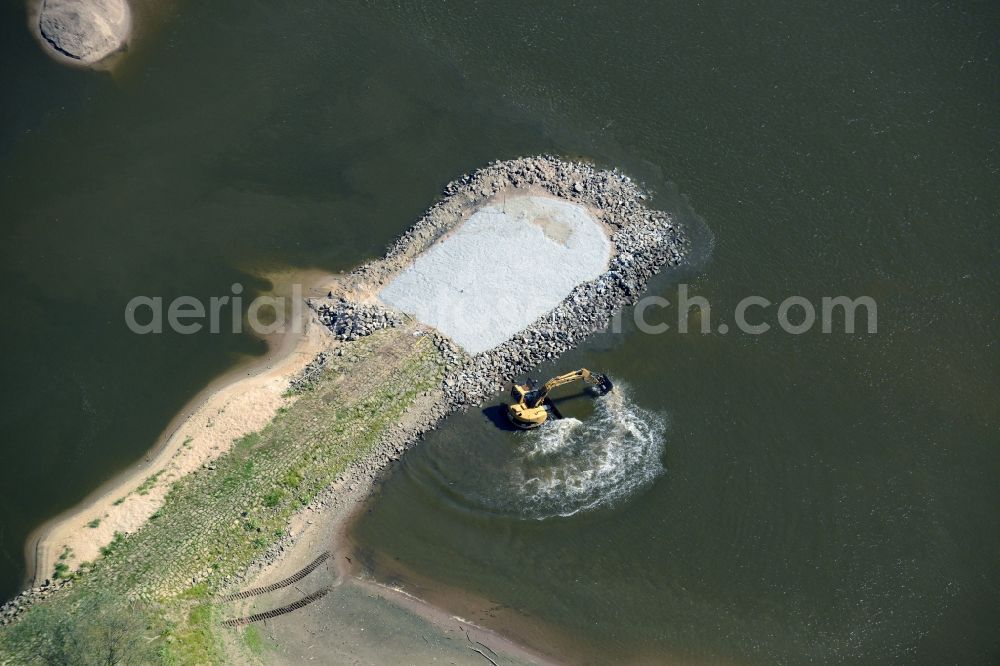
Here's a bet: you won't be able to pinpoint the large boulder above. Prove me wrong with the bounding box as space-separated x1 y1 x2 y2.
37 0 130 64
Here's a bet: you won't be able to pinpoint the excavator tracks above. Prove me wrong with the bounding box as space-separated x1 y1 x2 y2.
222 587 331 627
220 552 330 602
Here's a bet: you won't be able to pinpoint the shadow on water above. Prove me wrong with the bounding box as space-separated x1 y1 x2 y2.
481 404 519 432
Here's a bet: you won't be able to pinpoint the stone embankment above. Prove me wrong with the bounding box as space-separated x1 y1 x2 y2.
320 154 687 408
0 579 72 626
316 300 402 341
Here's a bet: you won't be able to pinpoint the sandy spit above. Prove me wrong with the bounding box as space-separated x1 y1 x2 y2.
26 272 337 587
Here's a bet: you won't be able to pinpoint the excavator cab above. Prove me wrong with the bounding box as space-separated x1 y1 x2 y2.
510 378 542 407
506 369 613 429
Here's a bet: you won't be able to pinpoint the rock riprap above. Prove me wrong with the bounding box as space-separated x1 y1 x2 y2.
316 300 402 341
37 0 130 64
318 155 689 408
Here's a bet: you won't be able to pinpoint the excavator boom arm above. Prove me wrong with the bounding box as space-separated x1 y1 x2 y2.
530 369 596 406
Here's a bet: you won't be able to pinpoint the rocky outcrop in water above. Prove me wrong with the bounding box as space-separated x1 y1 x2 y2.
37 0 130 64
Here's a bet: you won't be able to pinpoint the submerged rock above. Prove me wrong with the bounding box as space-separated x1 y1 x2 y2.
37 0 130 64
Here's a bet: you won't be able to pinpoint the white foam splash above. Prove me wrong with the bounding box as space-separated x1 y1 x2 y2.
506 386 666 519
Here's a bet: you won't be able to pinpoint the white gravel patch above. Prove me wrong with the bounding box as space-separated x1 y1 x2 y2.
379 195 611 354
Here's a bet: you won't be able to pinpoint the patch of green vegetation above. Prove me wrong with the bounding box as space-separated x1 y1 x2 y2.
53 562 70 580
58 546 73 561
136 470 164 496
179 583 211 601
99 531 125 557
0 591 159 664
113 496 127 506
281 468 303 489
234 432 261 452
161 602 226 665
86 518 101 529
243 624 265 656
263 489 284 507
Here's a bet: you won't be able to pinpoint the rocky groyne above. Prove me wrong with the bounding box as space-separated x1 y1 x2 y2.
320 154 687 408
227 155 688 617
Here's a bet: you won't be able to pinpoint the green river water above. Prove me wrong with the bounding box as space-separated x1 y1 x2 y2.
1 1 997 663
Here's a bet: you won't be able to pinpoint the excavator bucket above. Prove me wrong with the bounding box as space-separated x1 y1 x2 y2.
594 373 614 395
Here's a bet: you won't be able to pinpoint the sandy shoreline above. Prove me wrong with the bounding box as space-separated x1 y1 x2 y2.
26 271 336 587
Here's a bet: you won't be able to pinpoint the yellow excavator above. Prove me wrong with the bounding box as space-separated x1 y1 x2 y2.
507 369 613 429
